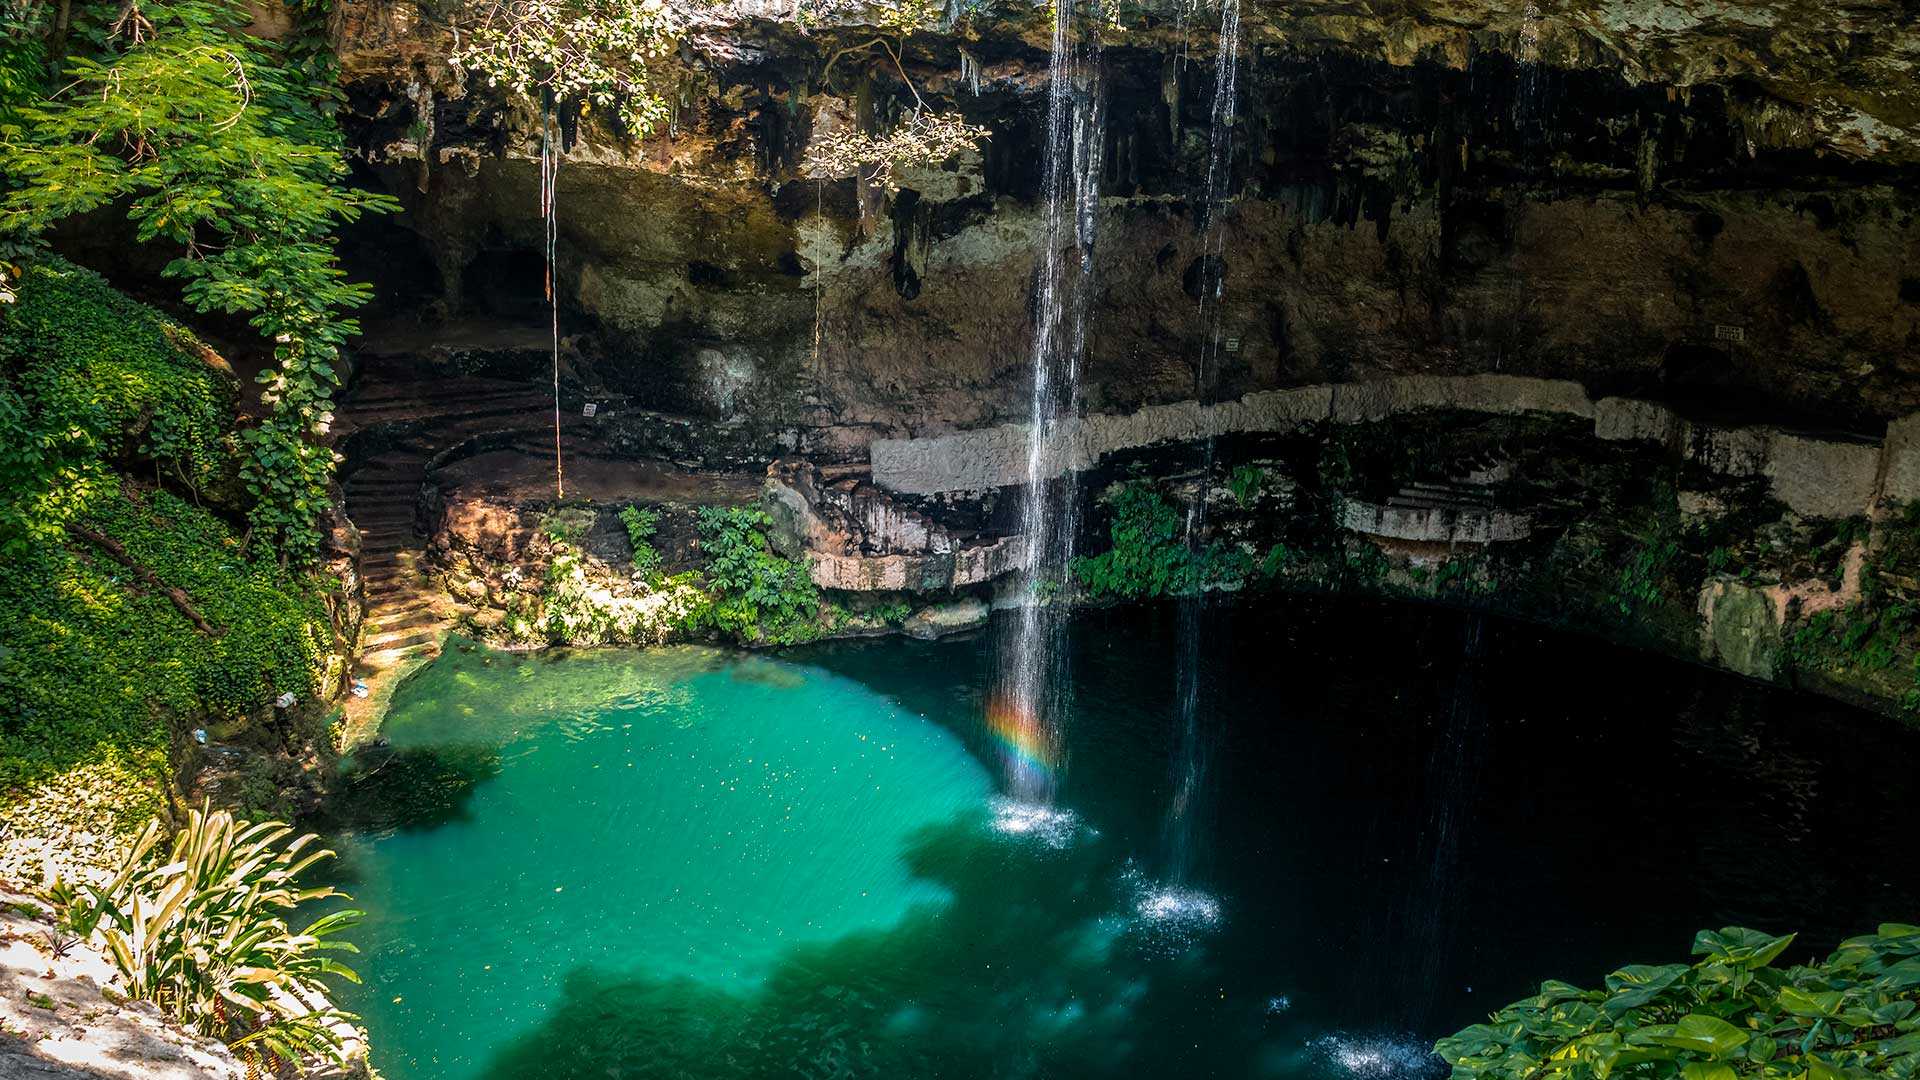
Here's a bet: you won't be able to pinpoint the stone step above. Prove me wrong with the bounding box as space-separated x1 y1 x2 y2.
363 626 447 652
372 598 437 620
346 474 423 489
348 379 540 404
349 388 548 415
352 511 419 527
357 642 439 672
354 453 430 470
366 608 443 635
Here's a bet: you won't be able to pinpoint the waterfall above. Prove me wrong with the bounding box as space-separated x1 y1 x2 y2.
1161 0 1241 886
540 101 565 499
988 0 1105 808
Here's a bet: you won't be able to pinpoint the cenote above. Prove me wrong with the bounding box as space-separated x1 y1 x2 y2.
15 1 1920 1077
325 601 1920 1080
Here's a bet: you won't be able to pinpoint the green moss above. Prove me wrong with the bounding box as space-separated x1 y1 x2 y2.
0 257 238 552
0 487 330 868
0 266 329 879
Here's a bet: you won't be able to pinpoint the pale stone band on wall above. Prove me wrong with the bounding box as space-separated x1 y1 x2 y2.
1339 501 1533 544
808 536 1025 591
872 374 1918 521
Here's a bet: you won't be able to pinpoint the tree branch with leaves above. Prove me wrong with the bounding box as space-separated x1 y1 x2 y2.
0 0 396 561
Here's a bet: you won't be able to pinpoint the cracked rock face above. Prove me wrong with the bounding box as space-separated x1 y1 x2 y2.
327 0 1920 454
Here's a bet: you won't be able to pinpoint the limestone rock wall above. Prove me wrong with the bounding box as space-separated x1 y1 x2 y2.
0 891 246 1080
328 0 1920 459
871 373 1912 520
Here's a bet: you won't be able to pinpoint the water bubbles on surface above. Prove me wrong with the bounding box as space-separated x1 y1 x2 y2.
1307 1034 1445 1080
1116 864 1224 955
1266 995 1292 1014
1134 886 1222 929
988 797 1085 849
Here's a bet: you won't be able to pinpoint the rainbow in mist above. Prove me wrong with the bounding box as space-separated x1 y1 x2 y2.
986 695 1057 794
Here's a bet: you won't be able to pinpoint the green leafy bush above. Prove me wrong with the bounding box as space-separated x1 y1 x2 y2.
620 504 663 580
1437 924 1920 1080
1073 481 1191 600
1 0 396 559
693 507 821 645
1073 480 1256 600
56 805 363 1074
0 486 329 879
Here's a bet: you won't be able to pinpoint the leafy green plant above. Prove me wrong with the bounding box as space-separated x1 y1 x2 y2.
1073 481 1192 600
620 505 663 580
0 0 396 560
1074 480 1261 599
1615 537 1680 617
1229 465 1266 507
55 805 363 1074
1437 924 1920 1080
692 507 821 645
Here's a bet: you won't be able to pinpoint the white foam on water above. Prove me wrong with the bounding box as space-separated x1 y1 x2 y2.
1135 885 1223 928
989 796 1086 849
1116 865 1225 955
1307 1033 1444 1079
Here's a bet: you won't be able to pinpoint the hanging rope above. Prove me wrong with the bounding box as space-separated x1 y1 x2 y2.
811 179 824 375
541 99 565 499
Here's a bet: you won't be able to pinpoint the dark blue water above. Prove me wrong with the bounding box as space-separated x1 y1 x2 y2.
329 599 1920 1079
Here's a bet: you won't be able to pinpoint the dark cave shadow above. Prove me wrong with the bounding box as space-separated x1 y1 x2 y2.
317 742 504 836
470 815 1242 1080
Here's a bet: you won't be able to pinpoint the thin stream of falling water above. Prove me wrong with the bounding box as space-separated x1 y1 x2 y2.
1161 0 1241 887
540 101 565 498
989 0 1105 807
1401 613 1490 1028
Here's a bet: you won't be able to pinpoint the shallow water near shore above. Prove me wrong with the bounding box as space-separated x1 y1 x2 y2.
324 601 1920 1079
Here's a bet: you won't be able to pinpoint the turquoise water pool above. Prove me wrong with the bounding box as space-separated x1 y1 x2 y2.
325 605 1920 1079
326 644 991 1078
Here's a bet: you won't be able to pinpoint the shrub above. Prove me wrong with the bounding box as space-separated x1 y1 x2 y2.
1073 480 1191 600
620 504 663 581
0 486 329 881
1437 924 1920 1080
55 805 363 1074
693 507 821 645
1073 480 1256 600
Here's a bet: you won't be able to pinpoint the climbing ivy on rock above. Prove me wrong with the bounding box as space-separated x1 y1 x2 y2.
0 0 395 560
454 0 681 137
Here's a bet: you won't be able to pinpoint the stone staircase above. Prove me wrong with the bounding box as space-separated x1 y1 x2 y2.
338 374 559 725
